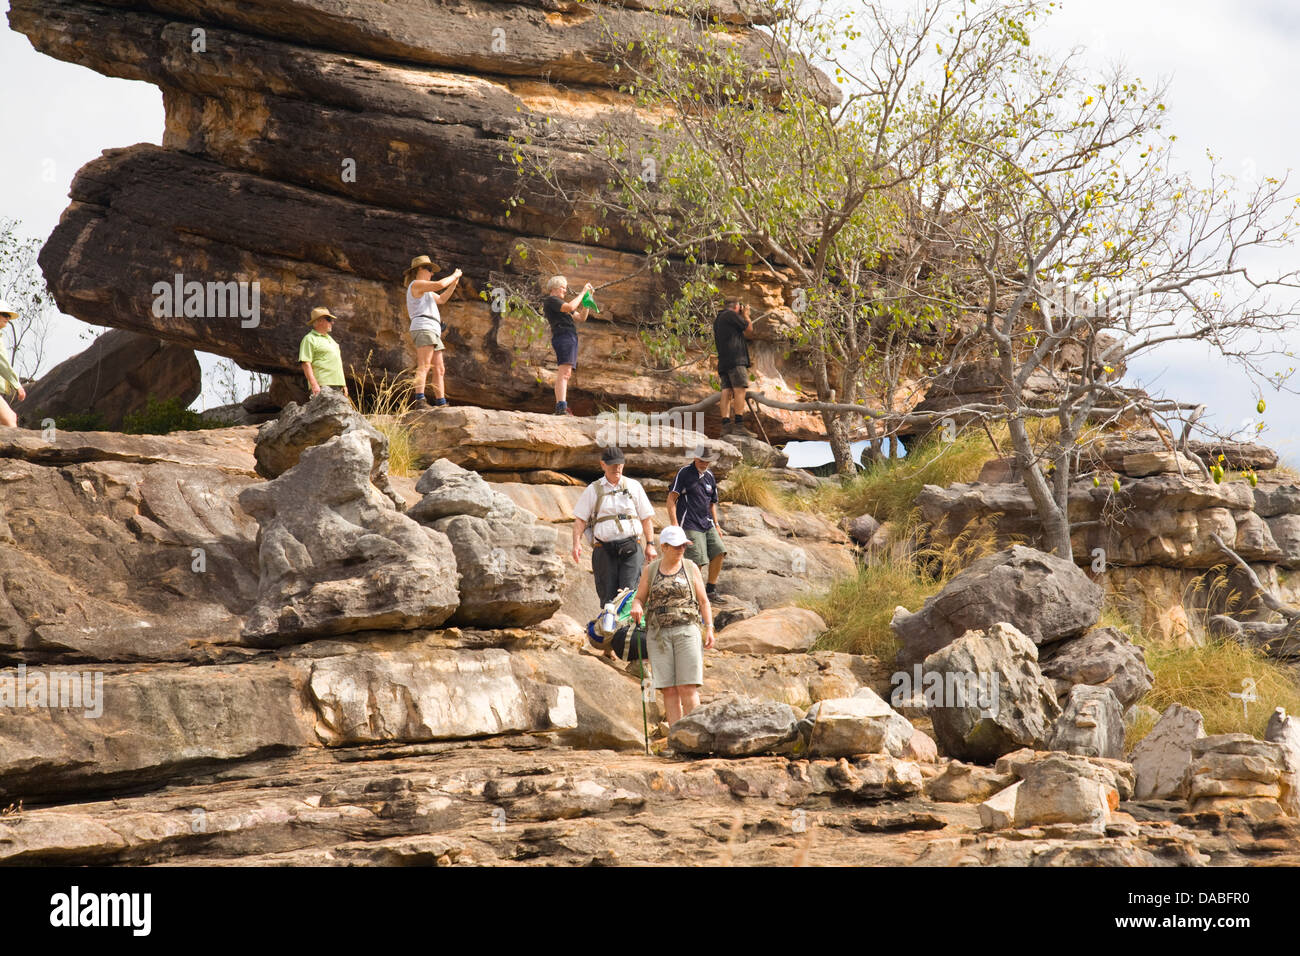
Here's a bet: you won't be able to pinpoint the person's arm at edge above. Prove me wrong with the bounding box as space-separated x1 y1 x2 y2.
666 490 680 527
691 562 714 648
630 563 652 625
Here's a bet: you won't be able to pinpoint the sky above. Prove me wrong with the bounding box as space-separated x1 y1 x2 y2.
2 0 1299 459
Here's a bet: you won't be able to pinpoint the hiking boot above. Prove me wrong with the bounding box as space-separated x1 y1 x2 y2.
408 395 432 410
430 397 449 408
705 583 719 598
555 401 569 415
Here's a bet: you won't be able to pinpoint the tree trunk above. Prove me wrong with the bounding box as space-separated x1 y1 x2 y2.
1007 415 1071 558
825 410 857 476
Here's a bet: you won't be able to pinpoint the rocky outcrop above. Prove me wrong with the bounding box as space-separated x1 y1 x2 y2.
308 647 575 746
254 390 403 508
1047 685 1125 760
408 459 563 627
238 431 460 644
1130 704 1204 800
668 696 800 757
1038 626 1153 712
1265 708 1300 816
891 546 1102 666
924 623 1062 764
403 406 741 479
1188 734 1294 819
801 691 914 758
714 607 826 655
10 0 833 437
15 328 201 430
920 469 1300 571
1013 755 1117 829
0 427 260 662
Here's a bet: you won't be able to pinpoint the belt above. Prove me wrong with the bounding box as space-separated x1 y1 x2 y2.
594 536 639 548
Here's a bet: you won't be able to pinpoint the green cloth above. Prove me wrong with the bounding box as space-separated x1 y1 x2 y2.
298 330 345 387
0 347 19 397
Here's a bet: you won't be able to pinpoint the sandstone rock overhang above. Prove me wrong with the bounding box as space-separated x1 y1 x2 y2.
10 0 836 436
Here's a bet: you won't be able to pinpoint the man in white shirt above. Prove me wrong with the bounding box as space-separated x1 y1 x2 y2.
572 446 658 606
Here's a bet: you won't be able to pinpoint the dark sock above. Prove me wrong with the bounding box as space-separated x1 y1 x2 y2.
414 393 425 400
432 397 447 406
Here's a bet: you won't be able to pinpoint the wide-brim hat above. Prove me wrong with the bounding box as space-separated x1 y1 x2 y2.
689 444 718 463
0 299 17 320
309 306 338 326
404 254 436 284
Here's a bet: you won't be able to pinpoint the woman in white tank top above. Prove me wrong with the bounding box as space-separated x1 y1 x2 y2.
402 254 462 408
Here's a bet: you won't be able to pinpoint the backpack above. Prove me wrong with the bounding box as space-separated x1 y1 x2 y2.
586 587 650 662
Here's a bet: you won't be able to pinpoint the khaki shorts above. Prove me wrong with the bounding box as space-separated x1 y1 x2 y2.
412 329 445 351
686 527 726 566
647 621 704 689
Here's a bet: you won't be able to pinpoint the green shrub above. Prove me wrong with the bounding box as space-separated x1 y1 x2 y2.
50 411 108 432
122 397 213 435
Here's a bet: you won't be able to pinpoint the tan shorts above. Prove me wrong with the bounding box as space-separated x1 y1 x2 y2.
412 329 445 351
647 621 704 689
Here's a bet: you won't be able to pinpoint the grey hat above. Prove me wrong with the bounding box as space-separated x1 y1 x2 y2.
689 444 718 463
601 446 626 464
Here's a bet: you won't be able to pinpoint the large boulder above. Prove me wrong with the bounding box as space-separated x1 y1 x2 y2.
714 606 826 655
16 328 200 430
892 546 1102 666
253 390 403 508
1188 734 1291 817
1129 703 1204 800
667 696 800 757
1038 626 1154 711
1013 755 1116 828
308 647 576 745
0 428 261 662
924 622 1061 763
409 459 564 627
1047 685 1125 759
432 510 564 627
510 646 662 752
408 458 498 521
1264 708 1300 815
237 430 460 644
801 690 914 758
402 406 741 480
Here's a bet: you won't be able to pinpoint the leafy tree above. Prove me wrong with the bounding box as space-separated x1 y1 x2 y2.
514 0 1300 560
0 218 56 379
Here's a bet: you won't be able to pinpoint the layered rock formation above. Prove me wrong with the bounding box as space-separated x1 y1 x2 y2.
14 328 201 430
917 434 1300 644
9 0 832 436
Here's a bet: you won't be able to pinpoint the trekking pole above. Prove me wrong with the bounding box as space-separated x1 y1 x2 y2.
638 643 650 755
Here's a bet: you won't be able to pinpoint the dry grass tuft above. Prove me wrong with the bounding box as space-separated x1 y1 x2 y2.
349 362 417 478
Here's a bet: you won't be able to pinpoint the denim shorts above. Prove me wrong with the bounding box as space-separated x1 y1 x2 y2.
553 331 579 368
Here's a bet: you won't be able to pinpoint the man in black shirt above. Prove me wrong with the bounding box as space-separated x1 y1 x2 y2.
667 445 726 597
713 299 754 434
542 275 592 415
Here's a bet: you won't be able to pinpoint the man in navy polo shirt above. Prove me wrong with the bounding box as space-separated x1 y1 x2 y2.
667 444 726 597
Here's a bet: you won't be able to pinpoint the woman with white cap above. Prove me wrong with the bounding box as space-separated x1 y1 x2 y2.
0 301 26 427
630 525 714 725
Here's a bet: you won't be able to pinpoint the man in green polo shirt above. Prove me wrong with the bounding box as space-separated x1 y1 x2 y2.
299 305 347 397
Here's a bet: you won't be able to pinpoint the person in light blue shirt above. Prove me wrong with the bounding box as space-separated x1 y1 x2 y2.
404 254 462 408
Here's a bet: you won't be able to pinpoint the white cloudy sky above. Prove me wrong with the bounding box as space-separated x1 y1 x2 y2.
2 0 1299 459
